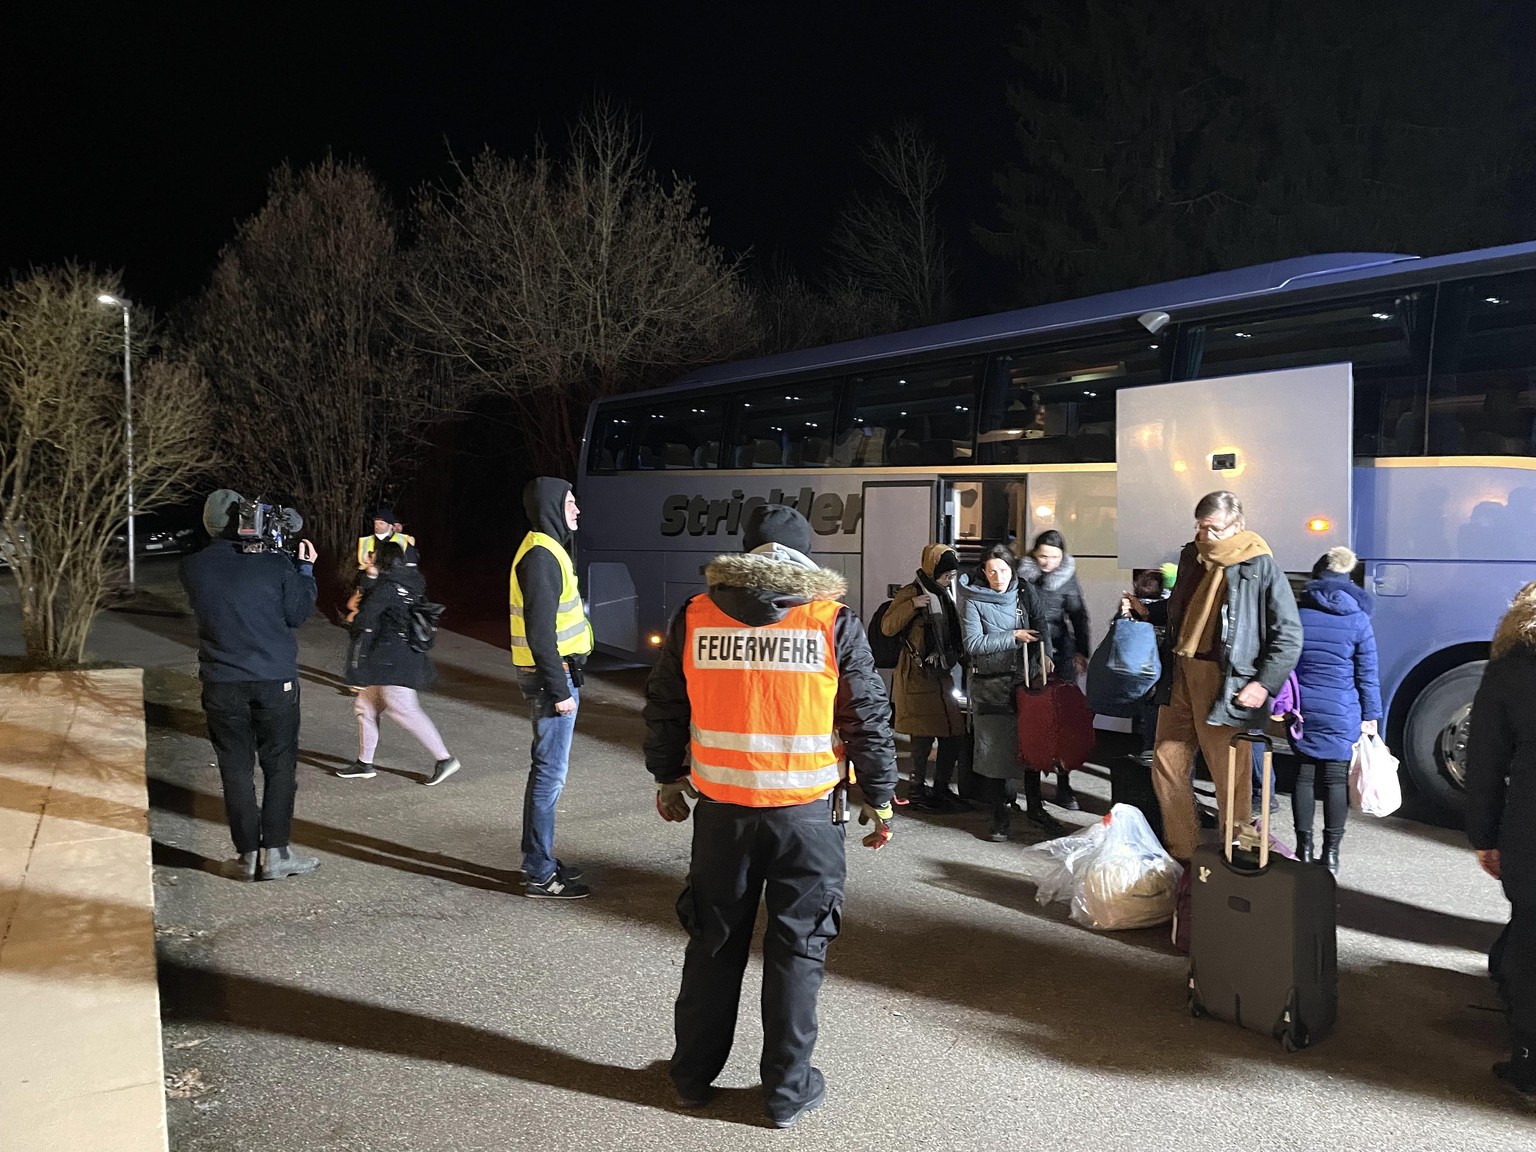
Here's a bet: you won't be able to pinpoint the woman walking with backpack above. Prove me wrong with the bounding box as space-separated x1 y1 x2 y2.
880 544 966 810
1017 530 1092 810
338 541 460 786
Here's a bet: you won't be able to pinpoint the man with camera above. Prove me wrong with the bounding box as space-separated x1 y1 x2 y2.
509 477 594 899
180 489 321 881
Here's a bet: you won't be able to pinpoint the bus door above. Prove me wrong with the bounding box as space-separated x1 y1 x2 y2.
1115 362 1354 573
860 481 937 620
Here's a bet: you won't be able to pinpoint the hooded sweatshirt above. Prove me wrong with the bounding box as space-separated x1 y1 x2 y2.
641 545 899 809
514 477 583 702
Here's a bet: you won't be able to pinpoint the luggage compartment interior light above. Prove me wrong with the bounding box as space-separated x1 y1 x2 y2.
1307 518 1331 534
647 632 664 647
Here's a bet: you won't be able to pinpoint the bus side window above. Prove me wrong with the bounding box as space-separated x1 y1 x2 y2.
845 359 982 467
1185 291 1431 458
725 381 840 469
1431 272 1536 457
635 397 727 470
587 411 637 473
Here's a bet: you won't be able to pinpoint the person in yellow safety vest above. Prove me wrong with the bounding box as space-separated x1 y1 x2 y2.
356 507 418 571
642 504 897 1129
509 477 594 899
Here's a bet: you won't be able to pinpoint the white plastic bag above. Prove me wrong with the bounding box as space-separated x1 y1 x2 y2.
1349 733 1402 817
1032 803 1184 930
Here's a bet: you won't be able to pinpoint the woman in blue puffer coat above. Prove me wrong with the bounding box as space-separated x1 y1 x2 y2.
1291 547 1382 875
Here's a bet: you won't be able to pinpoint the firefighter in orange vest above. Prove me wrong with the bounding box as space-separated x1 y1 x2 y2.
642 504 897 1129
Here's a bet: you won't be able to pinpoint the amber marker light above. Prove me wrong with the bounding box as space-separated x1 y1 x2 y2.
1306 518 1331 533
647 633 664 647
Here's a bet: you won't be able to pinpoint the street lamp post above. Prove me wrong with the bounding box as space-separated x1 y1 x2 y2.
97 294 135 590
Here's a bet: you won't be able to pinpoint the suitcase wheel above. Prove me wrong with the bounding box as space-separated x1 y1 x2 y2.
1188 996 1207 1020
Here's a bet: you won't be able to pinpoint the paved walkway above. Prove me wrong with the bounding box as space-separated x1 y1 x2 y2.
0 669 165 1152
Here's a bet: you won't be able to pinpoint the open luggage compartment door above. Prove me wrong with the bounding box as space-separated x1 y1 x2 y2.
1116 363 1353 572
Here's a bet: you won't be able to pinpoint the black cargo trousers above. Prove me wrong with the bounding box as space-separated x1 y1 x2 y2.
201 679 301 854
671 794 846 1118
1496 858 1536 1042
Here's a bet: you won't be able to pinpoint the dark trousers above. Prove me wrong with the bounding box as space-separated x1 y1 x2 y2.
201 679 301 854
1501 866 1536 1040
910 734 963 792
1292 758 1349 835
671 796 846 1119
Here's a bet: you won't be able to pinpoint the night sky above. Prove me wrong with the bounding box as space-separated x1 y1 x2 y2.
1 2 1021 310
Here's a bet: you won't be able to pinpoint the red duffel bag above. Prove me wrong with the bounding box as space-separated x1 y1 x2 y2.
1016 643 1096 772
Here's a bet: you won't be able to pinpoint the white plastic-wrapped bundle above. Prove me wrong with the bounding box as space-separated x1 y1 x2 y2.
1032 804 1184 930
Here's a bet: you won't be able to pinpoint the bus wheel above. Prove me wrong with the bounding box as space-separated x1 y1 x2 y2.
1402 661 1484 815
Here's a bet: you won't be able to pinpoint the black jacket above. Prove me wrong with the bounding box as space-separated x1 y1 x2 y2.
180 540 317 682
642 546 899 810
514 477 583 702
1153 540 1303 727
345 567 436 690
1466 628 1536 874
1017 553 1092 661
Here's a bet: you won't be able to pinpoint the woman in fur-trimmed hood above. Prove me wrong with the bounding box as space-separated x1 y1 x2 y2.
880 544 966 809
1467 579 1536 1097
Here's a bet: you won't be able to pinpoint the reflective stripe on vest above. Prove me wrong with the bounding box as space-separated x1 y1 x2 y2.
683 595 844 807
357 532 414 569
509 532 594 666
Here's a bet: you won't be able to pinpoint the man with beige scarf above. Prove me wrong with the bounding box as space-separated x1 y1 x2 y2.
1149 491 1302 860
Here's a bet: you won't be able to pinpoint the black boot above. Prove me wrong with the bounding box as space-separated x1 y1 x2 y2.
1322 829 1343 876
1054 767 1080 812
1494 1035 1536 1098
1022 773 1065 833
988 800 1010 842
1295 830 1315 865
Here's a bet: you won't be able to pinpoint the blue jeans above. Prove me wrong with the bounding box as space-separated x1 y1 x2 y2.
516 669 578 883
1251 742 1276 800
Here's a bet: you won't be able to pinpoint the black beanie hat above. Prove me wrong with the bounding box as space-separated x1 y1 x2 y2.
933 550 959 579
742 503 813 555
373 506 396 524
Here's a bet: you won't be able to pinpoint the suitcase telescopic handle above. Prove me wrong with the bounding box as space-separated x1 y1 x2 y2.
1226 731 1273 868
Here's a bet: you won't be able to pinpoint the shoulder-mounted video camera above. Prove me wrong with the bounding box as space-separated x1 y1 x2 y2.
237 497 303 554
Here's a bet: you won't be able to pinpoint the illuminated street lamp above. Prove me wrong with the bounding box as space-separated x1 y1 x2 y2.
97 293 135 589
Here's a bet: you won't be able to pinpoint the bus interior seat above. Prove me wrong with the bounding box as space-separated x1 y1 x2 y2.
632 444 655 470
663 443 693 468
887 439 924 466
921 438 957 464
694 442 720 468
734 438 783 467
1427 412 1465 455
801 437 832 466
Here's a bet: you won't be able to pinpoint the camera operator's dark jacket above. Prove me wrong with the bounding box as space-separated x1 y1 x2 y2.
514 477 584 703
345 567 435 691
180 541 317 682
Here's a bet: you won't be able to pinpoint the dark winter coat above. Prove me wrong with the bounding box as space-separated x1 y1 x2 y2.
642 546 899 810
1153 540 1303 728
959 574 1052 780
1467 593 1536 882
345 567 437 691
1017 552 1092 663
180 540 317 682
881 545 966 738
1291 574 1382 762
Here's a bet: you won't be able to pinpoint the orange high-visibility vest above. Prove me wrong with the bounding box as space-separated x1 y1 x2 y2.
683 595 845 807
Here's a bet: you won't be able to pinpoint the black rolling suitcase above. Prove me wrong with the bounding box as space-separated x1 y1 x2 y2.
1187 732 1337 1050
1109 755 1164 844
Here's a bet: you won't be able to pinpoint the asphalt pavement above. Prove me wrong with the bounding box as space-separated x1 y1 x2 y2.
2 558 1531 1151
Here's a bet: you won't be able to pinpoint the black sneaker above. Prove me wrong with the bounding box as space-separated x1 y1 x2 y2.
424 757 460 786
525 872 591 899
335 760 376 779
554 859 584 881
768 1068 826 1129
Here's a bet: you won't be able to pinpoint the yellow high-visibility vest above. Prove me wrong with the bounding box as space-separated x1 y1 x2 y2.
509 532 593 666
357 532 415 569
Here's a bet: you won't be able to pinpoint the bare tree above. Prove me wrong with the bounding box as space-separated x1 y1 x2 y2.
0 265 213 667
192 157 449 605
747 268 900 355
829 122 952 327
400 100 749 476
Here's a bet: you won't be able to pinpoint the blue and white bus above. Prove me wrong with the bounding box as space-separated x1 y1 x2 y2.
578 241 1536 815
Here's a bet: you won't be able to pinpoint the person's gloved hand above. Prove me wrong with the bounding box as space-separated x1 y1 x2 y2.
858 801 894 849
656 777 699 822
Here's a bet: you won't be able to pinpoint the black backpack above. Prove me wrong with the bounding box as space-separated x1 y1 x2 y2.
866 600 905 669
406 599 446 653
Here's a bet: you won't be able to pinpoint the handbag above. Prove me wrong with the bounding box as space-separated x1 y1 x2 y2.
1086 617 1161 718
1348 733 1402 817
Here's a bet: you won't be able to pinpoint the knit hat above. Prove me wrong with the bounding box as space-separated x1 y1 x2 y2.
1324 546 1358 574
202 489 244 538
933 550 959 579
742 504 813 555
373 506 396 524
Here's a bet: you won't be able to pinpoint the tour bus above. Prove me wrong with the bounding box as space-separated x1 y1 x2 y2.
577 240 1536 816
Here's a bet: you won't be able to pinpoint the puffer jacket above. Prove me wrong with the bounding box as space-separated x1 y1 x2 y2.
1017 552 1092 662
1292 574 1382 762
881 544 965 738
1154 540 1303 728
345 567 436 690
1467 589 1536 880
959 574 1052 781
642 545 898 809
